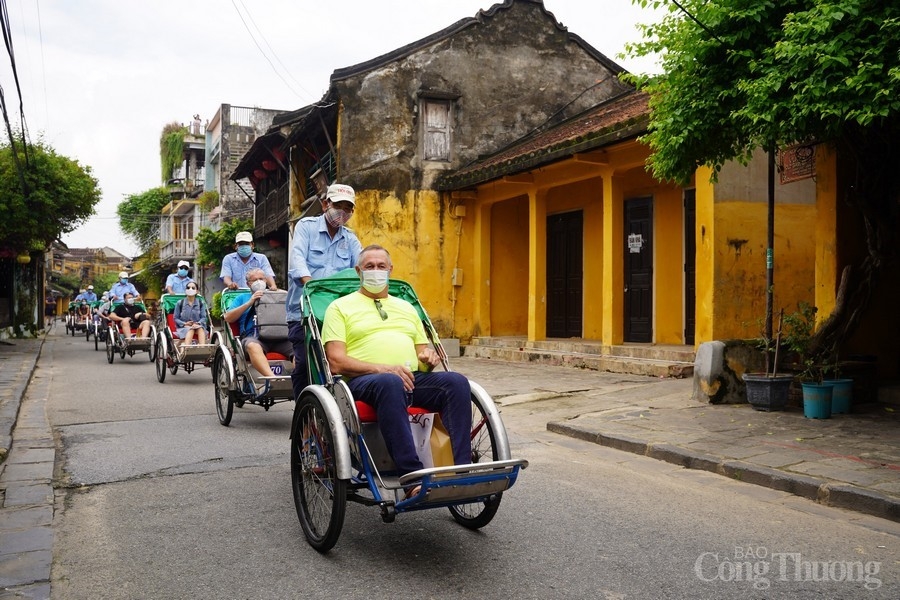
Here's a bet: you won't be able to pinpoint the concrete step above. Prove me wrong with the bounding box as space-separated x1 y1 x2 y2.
462 343 694 379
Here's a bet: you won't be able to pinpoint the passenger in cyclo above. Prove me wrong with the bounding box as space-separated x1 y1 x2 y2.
173 283 208 345
76 299 91 320
321 245 471 495
223 268 291 377
110 292 152 338
165 260 195 294
287 182 363 400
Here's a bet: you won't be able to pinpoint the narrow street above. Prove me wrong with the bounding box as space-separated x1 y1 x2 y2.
30 328 899 598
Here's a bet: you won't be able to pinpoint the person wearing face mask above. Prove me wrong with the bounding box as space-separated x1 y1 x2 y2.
108 271 140 302
173 283 208 345
166 260 196 294
287 182 363 399
321 245 472 495
110 292 152 338
223 268 291 378
221 231 277 290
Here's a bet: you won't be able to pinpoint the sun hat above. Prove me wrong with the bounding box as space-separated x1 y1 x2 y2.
326 183 355 206
235 231 253 243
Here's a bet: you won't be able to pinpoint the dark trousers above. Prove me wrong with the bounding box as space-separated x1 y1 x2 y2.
347 371 471 476
288 321 307 401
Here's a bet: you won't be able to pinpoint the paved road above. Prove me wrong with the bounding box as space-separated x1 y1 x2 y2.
24 330 895 598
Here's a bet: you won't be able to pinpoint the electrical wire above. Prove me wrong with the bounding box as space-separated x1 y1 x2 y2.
229 0 307 101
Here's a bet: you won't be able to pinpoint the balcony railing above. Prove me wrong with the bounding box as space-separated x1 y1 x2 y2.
159 239 197 262
255 184 290 236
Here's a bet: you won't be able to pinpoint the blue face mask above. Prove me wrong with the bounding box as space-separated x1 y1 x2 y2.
178 268 188 276
120 278 128 284
237 245 252 258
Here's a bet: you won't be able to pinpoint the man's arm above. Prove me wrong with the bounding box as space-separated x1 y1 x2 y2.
325 341 415 389
223 290 264 324
288 221 313 283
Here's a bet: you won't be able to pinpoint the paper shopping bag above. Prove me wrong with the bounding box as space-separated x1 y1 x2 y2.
429 413 454 468
409 412 435 468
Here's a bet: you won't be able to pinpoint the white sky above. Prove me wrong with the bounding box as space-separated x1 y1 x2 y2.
1 0 662 258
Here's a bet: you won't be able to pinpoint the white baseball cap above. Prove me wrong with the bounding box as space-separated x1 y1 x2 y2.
177 260 190 268
326 183 355 206
119 271 128 278
235 231 253 243
87 285 94 290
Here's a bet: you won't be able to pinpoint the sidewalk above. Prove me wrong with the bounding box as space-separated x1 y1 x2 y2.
453 356 900 523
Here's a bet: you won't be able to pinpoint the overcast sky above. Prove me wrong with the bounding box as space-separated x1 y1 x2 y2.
2 0 662 258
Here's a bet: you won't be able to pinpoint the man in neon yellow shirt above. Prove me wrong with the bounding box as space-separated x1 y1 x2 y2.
322 245 471 482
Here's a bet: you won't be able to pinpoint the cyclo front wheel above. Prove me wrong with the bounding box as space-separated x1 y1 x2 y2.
291 393 346 553
448 392 502 529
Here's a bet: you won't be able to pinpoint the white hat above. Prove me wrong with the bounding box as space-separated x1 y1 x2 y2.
235 231 253 243
88 285 94 289
326 183 355 206
119 271 128 278
177 260 190 268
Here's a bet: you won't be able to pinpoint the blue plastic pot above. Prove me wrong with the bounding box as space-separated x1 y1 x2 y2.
825 379 853 414
801 383 833 419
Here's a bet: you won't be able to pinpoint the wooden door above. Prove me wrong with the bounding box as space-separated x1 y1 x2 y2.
624 198 652 342
684 189 696 345
546 211 583 338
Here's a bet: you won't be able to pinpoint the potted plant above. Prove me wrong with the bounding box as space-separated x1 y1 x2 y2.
742 309 793 411
783 302 832 419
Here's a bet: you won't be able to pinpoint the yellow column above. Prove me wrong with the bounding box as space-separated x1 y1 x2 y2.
472 199 492 337
694 166 715 343
601 170 624 344
528 188 547 341
814 144 838 320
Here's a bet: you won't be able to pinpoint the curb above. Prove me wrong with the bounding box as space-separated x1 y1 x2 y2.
0 336 45 464
547 421 900 524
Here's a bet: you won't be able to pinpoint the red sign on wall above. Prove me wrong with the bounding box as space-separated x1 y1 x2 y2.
779 144 816 184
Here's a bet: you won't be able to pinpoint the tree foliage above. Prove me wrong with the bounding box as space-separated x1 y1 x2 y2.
117 187 170 253
627 0 900 184
627 0 900 360
160 122 187 182
0 136 100 252
195 218 253 272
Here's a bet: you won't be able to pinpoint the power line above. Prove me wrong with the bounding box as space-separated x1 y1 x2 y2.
229 0 307 101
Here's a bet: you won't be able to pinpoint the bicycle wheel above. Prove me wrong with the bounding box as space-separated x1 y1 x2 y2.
291 393 347 553
448 393 502 529
213 349 234 426
105 332 115 364
155 337 167 383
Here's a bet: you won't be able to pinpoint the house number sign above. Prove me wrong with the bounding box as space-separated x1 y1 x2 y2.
628 233 644 253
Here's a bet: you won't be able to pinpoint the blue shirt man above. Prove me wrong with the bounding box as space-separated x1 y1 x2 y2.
166 260 195 294
108 272 140 301
220 231 276 290
286 182 362 399
81 287 98 303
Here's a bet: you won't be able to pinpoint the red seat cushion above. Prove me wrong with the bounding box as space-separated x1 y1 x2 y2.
166 313 177 333
355 401 429 423
265 352 288 361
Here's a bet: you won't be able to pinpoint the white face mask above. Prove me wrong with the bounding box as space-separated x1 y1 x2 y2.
360 269 389 294
125 298 135 306
186 288 197 297
250 280 267 293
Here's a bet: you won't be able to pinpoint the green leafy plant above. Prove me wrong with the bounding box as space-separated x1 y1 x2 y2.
210 290 223 321
160 122 188 182
198 190 220 213
117 187 170 253
782 302 826 382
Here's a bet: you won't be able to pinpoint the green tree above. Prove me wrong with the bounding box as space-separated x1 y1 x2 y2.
627 0 900 360
0 136 100 252
160 122 187 182
117 187 170 252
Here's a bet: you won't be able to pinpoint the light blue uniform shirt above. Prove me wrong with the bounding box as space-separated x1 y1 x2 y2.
108 281 139 301
220 252 274 289
286 215 362 322
165 273 195 294
82 291 98 302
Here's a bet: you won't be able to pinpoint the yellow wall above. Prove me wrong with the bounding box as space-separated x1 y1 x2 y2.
491 198 529 335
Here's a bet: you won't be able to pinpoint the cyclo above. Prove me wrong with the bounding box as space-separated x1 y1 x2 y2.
153 293 222 383
212 289 294 425
290 270 528 552
104 300 157 364
86 300 105 346
65 301 90 336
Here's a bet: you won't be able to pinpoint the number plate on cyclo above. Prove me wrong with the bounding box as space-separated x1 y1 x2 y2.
271 364 283 375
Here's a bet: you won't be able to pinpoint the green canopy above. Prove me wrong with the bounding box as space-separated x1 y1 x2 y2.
302 268 426 324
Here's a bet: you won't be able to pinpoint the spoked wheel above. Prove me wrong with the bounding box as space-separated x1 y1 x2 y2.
155 337 167 383
291 394 347 553
213 349 234 426
105 332 115 364
93 325 100 351
448 393 502 529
